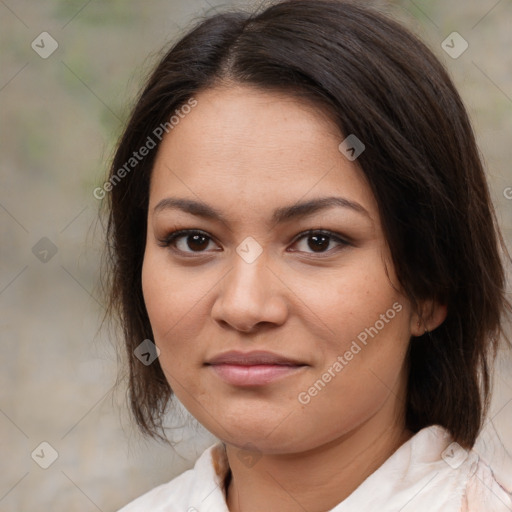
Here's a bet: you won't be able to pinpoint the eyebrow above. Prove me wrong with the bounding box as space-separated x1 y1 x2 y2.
153 196 371 225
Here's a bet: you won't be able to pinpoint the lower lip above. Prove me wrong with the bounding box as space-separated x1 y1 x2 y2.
208 364 305 386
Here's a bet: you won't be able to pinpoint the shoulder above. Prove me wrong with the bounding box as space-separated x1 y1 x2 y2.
407 426 512 512
336 425 512 512
461 456 512 511
116 442 229 512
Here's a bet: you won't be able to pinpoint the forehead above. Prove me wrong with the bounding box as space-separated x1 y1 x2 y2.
148 85 378 224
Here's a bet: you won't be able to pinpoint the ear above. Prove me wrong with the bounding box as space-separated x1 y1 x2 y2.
410 299 447 337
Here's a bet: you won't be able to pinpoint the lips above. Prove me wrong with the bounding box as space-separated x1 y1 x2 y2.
205 350 307 386
206 350 305 366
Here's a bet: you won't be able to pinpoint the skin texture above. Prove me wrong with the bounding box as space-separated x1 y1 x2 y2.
141 85 447 512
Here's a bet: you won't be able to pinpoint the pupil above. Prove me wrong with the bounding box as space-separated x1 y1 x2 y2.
309 234 329 252
188 234 208 251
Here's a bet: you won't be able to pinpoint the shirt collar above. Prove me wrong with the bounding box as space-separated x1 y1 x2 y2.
192 425 479 512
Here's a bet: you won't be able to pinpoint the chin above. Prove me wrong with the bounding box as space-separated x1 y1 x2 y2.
200 410 316 454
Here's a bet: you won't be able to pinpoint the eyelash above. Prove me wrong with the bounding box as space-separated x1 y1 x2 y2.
157 229 351 257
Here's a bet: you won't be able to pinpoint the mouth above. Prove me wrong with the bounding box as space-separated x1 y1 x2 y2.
205 350 308 386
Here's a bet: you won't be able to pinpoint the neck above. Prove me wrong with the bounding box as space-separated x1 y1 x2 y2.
225 414 413 512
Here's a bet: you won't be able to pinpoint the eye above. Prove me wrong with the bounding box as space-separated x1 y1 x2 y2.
158 228 350 257
289 230 350 254
158 229 219 254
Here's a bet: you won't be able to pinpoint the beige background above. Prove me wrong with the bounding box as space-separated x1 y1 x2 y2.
1 0 511 510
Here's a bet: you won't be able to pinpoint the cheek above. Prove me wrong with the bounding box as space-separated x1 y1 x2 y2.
292 257 411 404
141 247 233 407
141 250 205 355
289 305 410 451
293 254 405 355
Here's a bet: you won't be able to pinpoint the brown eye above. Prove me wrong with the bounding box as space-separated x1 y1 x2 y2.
159 230 218 254
307 233 331 252
291 230 350 254
183 233 210 251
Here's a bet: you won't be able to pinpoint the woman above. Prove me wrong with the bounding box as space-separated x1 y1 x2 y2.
102 0 512 510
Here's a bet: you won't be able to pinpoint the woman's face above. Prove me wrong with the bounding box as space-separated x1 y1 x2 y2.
142 85 422 454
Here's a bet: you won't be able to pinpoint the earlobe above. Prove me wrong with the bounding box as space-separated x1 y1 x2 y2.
411 300 448 336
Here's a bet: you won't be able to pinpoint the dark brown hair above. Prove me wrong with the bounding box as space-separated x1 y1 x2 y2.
102 0 511 448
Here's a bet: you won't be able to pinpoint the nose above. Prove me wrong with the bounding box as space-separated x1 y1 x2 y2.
210 252 289 333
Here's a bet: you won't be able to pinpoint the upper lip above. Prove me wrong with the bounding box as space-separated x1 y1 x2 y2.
206 350 306 366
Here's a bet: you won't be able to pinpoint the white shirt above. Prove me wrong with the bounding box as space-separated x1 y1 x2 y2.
117 425 512 511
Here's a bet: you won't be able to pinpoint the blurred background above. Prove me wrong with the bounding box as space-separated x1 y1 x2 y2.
1 0 511 510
